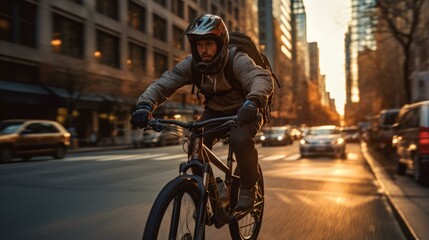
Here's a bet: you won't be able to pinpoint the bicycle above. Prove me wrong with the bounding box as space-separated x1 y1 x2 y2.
142 115 264 240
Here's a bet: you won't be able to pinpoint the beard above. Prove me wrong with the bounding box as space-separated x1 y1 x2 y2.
201 55 213 62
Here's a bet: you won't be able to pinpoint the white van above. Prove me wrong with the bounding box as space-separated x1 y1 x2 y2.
393 100 429 185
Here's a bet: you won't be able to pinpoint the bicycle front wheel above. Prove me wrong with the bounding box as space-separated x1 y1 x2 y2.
142 176 204 240
229 164 265 240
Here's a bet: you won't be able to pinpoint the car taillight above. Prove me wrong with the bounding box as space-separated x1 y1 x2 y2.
419 126 429 154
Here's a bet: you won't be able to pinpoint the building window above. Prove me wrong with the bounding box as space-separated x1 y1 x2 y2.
154 51 168 77
128 42 147 72
171 0 184 18
128 1 146 32
188 7 197 22
220 13 226 22
173 26 184 50
201 0 208 10
211 5 218 15
52 14 84 58
153 14 167 42
96 0 118 20
228 0 232 13
96 30 120 68
153 0 167 8
0 0 37 47
234 7 239 20
228 21 233 31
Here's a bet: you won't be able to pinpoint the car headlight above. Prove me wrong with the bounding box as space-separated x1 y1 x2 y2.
300 139 308 145
277 136 283 141
260 136 266 141
333 138 345 145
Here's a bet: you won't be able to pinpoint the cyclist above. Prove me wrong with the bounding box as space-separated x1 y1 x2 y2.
130 14 273 211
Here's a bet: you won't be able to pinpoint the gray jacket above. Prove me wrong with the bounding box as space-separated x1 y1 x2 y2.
137 50 274 113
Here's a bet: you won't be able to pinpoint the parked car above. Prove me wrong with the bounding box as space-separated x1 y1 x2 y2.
300 125 346 159
393 100 429 185
341 126 360 142
376 108 400 152
140 125 183 147
260 126 293 146
0 119 71 162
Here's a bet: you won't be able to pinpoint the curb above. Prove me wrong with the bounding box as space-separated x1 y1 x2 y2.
361 143 419 240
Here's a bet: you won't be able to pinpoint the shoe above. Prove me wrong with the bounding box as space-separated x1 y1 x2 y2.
236 186 255 211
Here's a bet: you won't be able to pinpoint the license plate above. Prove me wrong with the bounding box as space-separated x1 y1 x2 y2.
315 146 326 151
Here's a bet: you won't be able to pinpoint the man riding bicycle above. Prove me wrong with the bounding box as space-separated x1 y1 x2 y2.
130 14 273 211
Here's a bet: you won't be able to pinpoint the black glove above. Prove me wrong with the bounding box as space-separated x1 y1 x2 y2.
130 104 152 129
237 100 258 125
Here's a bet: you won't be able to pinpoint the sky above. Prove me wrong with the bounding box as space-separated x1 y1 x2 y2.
303 0 352 115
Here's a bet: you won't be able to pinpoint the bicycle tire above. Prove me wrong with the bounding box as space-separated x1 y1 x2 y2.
142 176 205 240
229 164 265 240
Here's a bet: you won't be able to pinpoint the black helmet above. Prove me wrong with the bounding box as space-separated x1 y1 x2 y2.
185 14 229 74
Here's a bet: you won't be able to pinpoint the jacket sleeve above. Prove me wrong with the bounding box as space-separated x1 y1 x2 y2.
232 52 274 108
136 57 193 109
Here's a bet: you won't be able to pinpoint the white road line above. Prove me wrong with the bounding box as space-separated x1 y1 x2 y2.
66 153 167 162
284 154 301 161
260 155 286 161
156 154 187 161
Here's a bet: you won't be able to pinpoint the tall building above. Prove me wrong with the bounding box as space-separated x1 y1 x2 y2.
0 0 255 145
349 0 377 103
290 0 310 123
258 0 294 124
308 42 319 83
292 0 309 80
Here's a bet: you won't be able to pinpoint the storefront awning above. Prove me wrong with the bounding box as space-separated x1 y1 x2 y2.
0 80 61 106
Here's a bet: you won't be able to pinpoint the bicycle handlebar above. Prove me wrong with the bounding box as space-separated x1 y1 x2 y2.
148 115 238 130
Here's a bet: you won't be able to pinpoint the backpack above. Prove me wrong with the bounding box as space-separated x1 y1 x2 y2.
191 31 281 123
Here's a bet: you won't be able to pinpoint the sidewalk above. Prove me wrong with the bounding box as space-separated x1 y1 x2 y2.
362 143 429 240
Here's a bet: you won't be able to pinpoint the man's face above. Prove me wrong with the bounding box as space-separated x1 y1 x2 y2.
196 39 217 62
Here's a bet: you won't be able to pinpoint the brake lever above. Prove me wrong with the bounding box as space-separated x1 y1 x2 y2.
147 119 165 132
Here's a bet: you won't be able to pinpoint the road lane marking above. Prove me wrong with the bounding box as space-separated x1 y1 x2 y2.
261 155 286 161
156 154 187 161
284 154 301 161
66 153 167 162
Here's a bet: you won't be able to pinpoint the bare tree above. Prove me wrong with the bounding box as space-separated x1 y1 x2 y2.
375 0 426 103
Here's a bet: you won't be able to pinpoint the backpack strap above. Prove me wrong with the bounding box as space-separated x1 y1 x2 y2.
190 63 202 99
261 53 281 89
224 47 244 96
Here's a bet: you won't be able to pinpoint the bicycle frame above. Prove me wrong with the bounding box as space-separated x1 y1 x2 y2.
149 116 239 229
144 116 265 240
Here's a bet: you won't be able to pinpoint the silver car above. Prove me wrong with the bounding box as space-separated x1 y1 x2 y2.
300 125 346 159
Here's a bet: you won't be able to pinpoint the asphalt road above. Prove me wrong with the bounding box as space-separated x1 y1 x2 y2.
0 142 406 239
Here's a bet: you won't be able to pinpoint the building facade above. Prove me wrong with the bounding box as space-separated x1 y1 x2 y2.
258 0 294 124
0 0 257 146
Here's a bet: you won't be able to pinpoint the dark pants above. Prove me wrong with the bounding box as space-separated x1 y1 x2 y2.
199 108 264 188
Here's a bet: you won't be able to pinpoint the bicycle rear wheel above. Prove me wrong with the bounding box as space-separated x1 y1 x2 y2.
229 164 264 240
142 176 204 240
